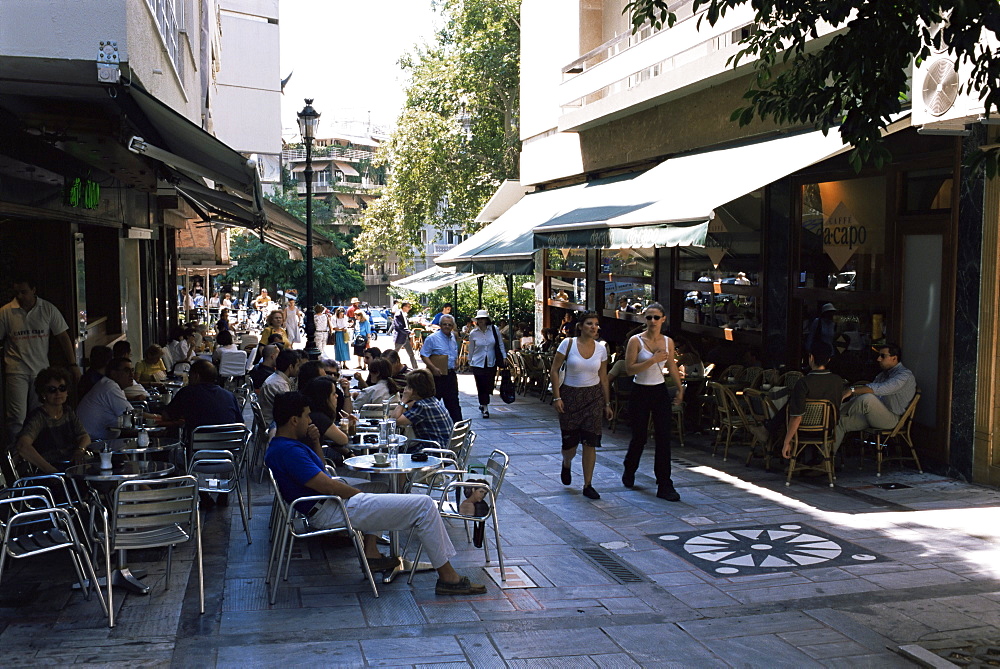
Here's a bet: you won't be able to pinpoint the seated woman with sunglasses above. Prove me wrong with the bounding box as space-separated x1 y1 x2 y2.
15 367 91 474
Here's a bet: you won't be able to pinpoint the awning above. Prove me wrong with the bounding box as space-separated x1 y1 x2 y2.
290 160 331 173
118 83 262 208
333 161 360 177
436 173 641 273
175 178 337 259
335 193 360 209
475 180 524 223
390 266 481 294
533 116 911 249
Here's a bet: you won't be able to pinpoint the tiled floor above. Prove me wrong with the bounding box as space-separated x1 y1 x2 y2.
2 371 1000 667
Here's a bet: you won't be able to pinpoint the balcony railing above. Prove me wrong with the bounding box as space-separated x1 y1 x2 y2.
430 243 456 255
282 146 376 162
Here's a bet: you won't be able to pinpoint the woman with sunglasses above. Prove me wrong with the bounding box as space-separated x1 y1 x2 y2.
622 302 684 501
550 312 612 500
15 367 91 474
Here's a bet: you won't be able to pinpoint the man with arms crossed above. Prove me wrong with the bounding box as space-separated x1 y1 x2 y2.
420 315 463 422
264 392 486 595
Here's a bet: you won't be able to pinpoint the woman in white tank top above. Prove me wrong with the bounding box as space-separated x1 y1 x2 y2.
549 312 611 500
622 302 684 501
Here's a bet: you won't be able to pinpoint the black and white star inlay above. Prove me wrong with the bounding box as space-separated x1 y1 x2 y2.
648 524 885 576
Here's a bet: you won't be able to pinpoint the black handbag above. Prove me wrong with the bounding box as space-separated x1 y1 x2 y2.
499 368 515 404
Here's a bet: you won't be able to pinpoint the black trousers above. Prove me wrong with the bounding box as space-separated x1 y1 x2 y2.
435 370 463 422
623 383 673 486
471 366 497 406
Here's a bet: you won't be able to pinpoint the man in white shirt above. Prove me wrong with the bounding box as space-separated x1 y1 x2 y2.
259 349 303 425
0 279 79 441
77 358 143 440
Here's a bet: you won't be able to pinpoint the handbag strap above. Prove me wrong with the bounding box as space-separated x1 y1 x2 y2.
492 325 503 367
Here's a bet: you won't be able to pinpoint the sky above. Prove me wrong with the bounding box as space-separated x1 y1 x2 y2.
278 1 440 141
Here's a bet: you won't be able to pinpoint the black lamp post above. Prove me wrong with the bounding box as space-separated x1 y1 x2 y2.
297 98 321 359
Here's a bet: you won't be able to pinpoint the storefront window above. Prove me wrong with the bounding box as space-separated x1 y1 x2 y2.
550 277 586 305
600 248 653 278
683 291 761 332
799 176 886 292
546 249 587 272
903 168 953 213
605 282 654 313
675 190 762 283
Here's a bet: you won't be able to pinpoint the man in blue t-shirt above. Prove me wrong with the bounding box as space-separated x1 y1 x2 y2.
264 392 486 595
430 303 452 328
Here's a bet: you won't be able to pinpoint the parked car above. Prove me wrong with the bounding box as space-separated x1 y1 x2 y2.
370 311 388 333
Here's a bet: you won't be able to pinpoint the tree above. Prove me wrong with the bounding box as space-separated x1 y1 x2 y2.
625 0 1000 174
352 0 520 269
391 275 534 327
223 169 366 305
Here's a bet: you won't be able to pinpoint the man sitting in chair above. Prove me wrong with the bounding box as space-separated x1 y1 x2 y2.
782 342 846 462
264 391 486 595
391 368 454 451
162 359 243 440
834 343 916 452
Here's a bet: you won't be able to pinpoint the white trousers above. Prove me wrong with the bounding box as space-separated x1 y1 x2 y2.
312 493 456 568
4 373 38 443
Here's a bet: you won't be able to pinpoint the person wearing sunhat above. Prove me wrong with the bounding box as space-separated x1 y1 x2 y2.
466 309 506 419
806 302 837 352
346 296 361 323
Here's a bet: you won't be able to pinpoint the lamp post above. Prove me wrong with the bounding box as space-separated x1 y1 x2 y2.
297 99 321 359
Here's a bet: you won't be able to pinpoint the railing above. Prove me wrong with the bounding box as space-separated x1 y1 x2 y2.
282 146 376 162
430 243 456 255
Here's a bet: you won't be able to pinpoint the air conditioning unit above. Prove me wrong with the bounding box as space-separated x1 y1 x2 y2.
911 23 998 133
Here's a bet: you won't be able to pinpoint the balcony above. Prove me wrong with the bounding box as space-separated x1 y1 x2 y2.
430 243 456 255
558 6 758 132
282 146 376 163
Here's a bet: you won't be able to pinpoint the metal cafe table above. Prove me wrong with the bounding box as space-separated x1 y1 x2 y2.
343 453 442 583
65 460 175 594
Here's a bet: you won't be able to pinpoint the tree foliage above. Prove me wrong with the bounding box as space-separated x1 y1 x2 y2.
391 275 534 326
223 172 366 305
625 0 1000 175
353 0 521 269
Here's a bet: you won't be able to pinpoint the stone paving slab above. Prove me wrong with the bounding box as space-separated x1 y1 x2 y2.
5 372 1000 666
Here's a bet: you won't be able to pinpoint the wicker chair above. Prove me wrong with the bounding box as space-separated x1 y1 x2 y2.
858 391 922 476
785 399 837 487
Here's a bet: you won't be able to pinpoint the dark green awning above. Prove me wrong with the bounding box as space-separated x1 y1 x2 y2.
534 222 709 249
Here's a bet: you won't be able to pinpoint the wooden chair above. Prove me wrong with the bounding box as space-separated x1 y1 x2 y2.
718 365 744 383
609 377 633 432
709 382 752 461
779 370 804 387
859 391 922 476
785 399 837 487
457 339 470 372
742 388 779 470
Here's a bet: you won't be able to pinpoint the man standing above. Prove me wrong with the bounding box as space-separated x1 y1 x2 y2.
0 278 79 441
834 343 916 452
430 303 453 329
420 314 462 422
781 342 846 459
346 297 360 323
260 349 303 425
265 392 485 594
392 302 419 369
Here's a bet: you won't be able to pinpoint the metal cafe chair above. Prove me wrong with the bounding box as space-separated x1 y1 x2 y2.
785 399 838 488
188 423 252 544
858 391 922 476
265 471 378 604
96 476 202 627
407 449 509 584
0 490 108 623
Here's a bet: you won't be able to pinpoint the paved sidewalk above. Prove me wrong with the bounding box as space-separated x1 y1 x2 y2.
2 373 1000 667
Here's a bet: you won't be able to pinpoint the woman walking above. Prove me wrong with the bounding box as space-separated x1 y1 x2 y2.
467 309 506 419
331 306 351 365
622 302 684 501
354 306 372 369
550 312 611 500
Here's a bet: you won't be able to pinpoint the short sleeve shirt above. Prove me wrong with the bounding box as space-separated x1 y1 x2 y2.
264 436 325 513
421 331 458 370
18 406 88 464
0 297 69 375
557 337 607 388
404 396 454 448
788 370 846 418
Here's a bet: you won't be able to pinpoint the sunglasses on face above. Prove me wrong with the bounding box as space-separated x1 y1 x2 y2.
645 314 663 321
45 385 68 393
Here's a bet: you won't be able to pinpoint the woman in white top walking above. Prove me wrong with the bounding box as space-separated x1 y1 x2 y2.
549 312 611 499
622 302 684 501
467 309 506 419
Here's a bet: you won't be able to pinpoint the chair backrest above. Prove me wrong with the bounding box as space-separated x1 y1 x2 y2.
190 423 249 455
761 368 781 386
719 364 744 381
483 449 510 496
795 399 837 441
710 382 743 421
741 388 774 424
240 333 259 349
780 370 804 387
359 403 398 419
110 476 198 549
887 390 921 436
741 366 763 385
449 419 474 467
219 349 249 378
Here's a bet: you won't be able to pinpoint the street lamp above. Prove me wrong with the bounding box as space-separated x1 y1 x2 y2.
297 98 321 359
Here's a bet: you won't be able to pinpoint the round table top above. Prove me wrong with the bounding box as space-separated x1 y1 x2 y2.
100 436 183 455
343 453 442 475
65 460 175 482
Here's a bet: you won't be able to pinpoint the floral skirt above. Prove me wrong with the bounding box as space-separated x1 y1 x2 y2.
558 383 604 450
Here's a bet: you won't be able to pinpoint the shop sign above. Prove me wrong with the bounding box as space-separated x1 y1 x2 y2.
823 201 866 270
706 247 726 268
